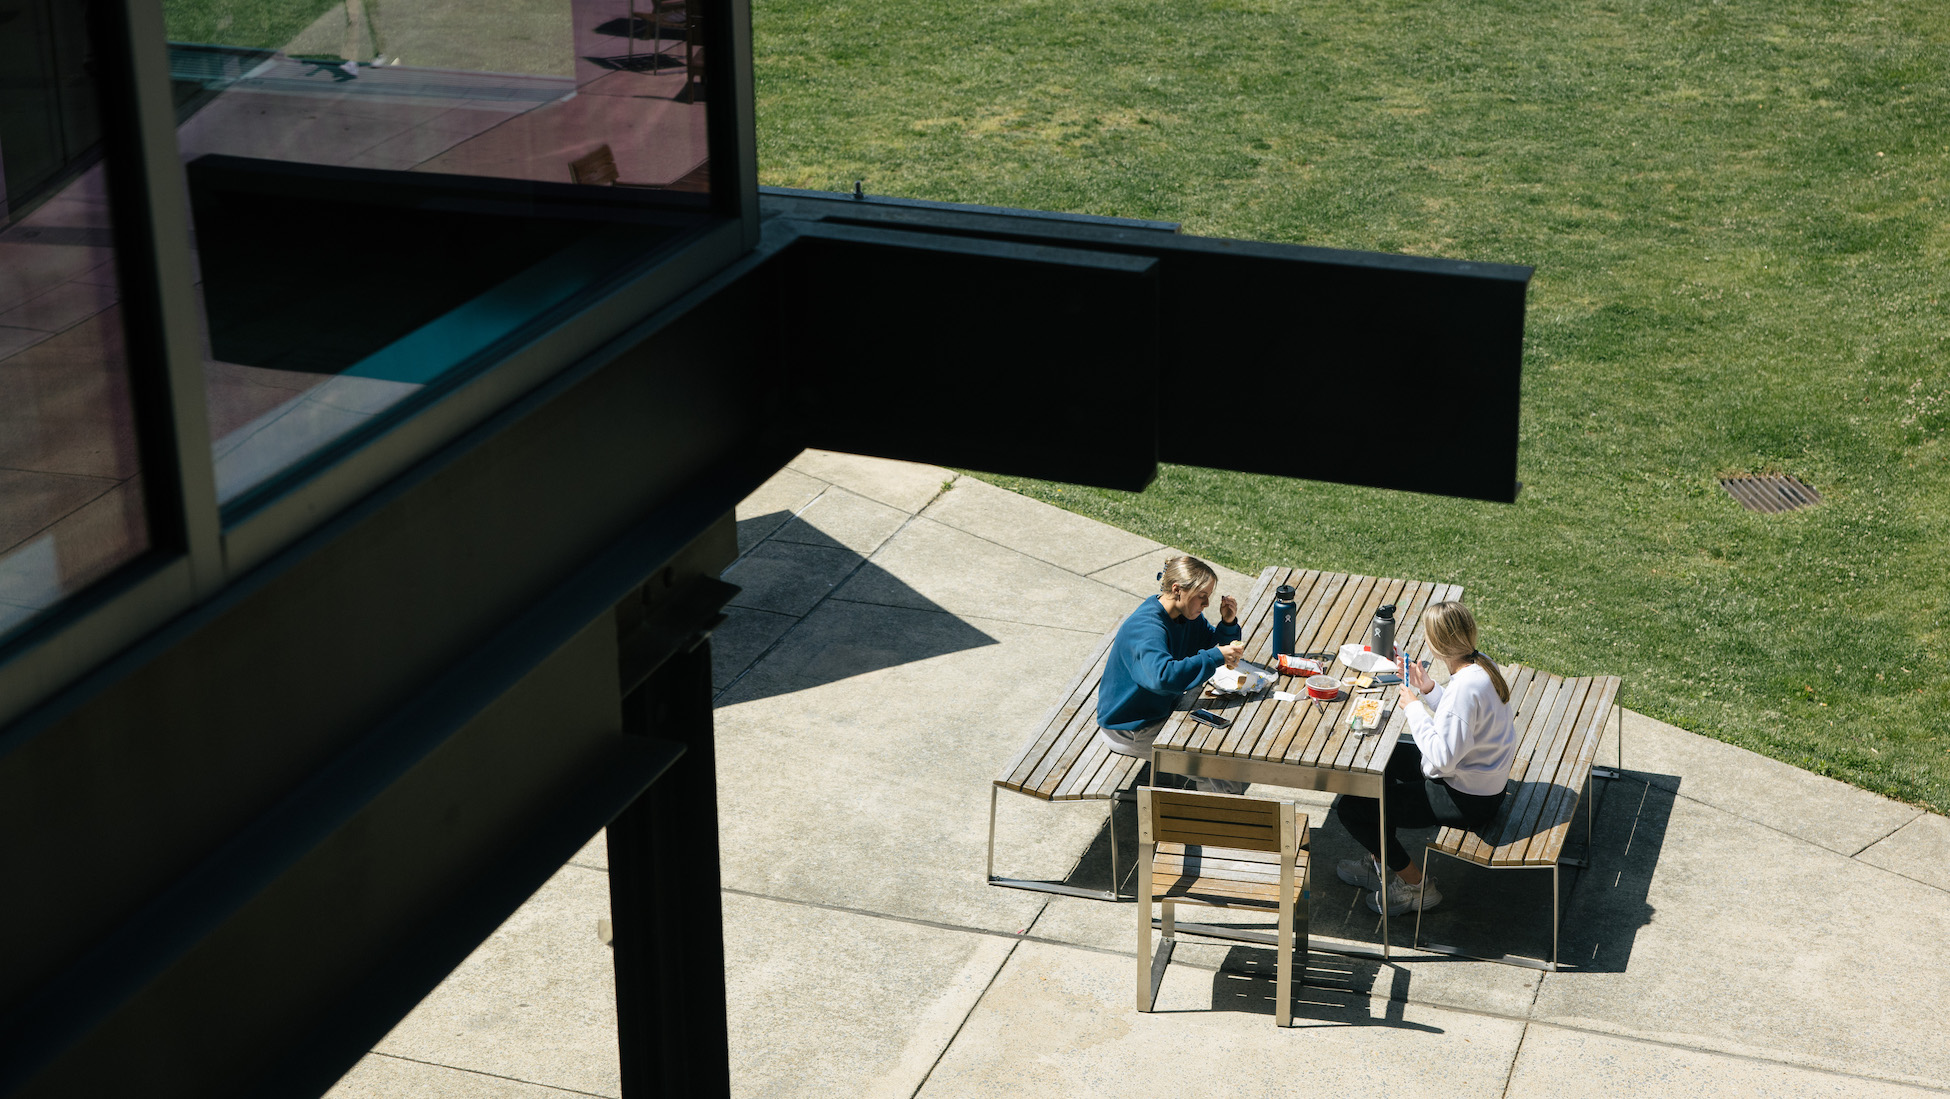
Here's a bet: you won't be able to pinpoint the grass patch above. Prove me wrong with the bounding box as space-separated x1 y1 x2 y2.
754 0 1950 812
163 0 341 49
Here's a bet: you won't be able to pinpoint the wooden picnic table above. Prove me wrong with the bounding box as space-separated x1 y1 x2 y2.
1150 565 1464 960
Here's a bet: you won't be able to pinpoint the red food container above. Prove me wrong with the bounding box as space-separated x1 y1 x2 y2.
1305 674 1341 701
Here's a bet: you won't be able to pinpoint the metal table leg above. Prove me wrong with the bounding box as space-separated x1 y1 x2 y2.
1378 775 1389 959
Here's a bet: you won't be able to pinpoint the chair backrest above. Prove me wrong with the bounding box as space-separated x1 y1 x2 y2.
569 144 620 186
1139 787 1284 854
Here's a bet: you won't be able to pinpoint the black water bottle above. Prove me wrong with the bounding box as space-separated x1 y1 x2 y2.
1369 603 1397 663
1272 585 1297 657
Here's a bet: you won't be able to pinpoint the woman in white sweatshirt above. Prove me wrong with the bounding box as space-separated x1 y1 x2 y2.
1334 601 1517 916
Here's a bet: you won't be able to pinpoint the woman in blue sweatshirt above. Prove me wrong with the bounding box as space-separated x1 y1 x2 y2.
1095 555 1244 763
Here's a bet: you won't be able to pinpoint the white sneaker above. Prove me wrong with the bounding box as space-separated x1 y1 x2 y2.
1336 856 1384 891
1367 874 1441 915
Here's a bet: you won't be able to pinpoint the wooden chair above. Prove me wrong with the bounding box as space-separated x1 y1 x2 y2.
1136 787 1309 1027
568 145 709 194
568 144 622 186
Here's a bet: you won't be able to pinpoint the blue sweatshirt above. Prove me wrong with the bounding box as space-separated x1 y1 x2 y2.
1096 595 1244 731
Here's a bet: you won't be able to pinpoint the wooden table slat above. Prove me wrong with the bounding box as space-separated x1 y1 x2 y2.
1286 573 1377 764
1242 569 1345 759
1230 568 1332 754
1324 575 1414 769
1267 571 1364 763
1348 578 1444 771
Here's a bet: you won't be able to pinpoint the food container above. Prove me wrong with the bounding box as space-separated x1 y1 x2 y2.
1305 674 1341 701
1277 654 1323 677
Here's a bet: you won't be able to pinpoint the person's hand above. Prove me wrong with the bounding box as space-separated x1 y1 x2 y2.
1400 656 1435 707
1219 641 1245 669
1219 595 1238 624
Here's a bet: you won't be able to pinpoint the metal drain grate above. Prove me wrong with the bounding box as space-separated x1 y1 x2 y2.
1720 474 1821 513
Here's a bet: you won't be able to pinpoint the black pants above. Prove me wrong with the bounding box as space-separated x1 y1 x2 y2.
1334 742 1505 873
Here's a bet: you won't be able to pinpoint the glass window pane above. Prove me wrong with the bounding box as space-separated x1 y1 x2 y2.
0 0 154 639
161 0 716 508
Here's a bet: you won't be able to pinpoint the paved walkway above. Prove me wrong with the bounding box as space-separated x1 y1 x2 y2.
328 451 1950 1098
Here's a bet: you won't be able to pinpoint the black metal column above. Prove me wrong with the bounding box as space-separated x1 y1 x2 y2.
609 638 731 1098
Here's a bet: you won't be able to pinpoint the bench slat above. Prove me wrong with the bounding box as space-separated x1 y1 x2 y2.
1052 728 1121 800
1028 690 1112 797
1453 663 1544 863
1518 675 1620 864
996 624 1121 790
1453 668 1563 863
1485 676 1592 859
1507 675 1606 861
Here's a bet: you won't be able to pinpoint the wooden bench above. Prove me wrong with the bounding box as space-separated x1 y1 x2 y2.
987 617 1151 899
1413 665 1623 971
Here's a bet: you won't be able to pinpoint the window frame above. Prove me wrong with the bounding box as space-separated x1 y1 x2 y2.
0 0 760 731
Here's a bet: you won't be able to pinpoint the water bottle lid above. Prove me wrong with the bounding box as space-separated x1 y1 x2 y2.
1376 603 1397 619
1276 585 1295 600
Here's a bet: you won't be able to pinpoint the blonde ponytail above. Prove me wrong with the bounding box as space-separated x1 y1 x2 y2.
1422 602 1510 704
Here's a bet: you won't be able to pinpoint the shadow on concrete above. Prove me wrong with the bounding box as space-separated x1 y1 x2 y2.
1209 948 1444 1031
714 512 998 703
1060 763 1674 979
1311 770 1674 972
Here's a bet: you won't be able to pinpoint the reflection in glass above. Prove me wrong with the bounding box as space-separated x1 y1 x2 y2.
161 0 713 506
0 0 154 639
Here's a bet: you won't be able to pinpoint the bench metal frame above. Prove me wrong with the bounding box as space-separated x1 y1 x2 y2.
987 782 1137 901
1413 704 1625 971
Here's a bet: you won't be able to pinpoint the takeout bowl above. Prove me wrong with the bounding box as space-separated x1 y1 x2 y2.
1305 674 1341 701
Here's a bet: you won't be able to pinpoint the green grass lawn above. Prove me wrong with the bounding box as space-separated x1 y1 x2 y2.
753 0 1950 813
162 0 341 50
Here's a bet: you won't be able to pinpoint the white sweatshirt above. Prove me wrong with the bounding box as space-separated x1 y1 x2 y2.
1403 664 1517 796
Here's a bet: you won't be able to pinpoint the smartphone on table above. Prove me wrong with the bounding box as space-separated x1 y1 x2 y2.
1190 708 1231 729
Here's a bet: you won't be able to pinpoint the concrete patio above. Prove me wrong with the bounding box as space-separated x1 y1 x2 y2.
328 450 1950 1098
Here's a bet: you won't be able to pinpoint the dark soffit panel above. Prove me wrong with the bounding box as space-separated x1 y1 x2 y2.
761 191 1530 503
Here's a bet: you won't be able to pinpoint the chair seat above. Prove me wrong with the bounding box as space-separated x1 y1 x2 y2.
1150 841 1309 909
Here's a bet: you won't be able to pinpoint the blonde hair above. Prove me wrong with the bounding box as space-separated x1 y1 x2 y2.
1159 555 1218 596
1421 601 1510 703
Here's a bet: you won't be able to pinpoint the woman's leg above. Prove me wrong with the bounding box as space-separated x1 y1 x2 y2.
1336 744 1441 874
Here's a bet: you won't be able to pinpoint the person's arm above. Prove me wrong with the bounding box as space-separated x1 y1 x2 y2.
1409 680 1477 779
1128 616 1225 695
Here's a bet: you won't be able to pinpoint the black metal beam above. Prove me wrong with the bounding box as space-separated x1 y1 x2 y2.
761 189 1531 502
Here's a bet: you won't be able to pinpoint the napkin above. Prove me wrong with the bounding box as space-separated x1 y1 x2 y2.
1336 643 1400 674
1208 662 1275 694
